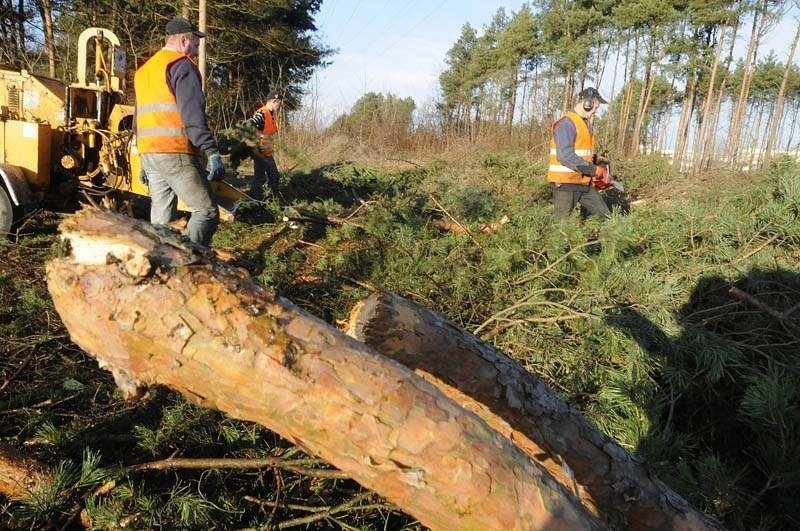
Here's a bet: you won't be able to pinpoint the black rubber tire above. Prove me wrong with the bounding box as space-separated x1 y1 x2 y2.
0 185 13 236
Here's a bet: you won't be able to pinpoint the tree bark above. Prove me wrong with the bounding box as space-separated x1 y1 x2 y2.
702 21 738 171
619 35 639 153
727 4 763 168
506 63 518 131
692 25 727 175
763 19 800 162
673 77 697 171
346 291 725 531
35 0 57 77
629 33 658 157
45 208 603 531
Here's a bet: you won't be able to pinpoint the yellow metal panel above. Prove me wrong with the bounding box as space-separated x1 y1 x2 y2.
0 121 5 164
3 120 51 190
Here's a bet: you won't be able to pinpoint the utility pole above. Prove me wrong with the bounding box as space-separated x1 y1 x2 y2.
199 0 207 90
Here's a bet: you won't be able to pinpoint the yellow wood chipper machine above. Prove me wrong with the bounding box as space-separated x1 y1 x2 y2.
0 27 249 236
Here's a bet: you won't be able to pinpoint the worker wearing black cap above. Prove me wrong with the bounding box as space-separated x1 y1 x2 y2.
134 16 224 246
546 87 611 220
246 91 283 201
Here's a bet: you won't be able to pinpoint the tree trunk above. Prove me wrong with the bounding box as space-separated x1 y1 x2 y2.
16 0 25 60
785 98 800 151
45 209 603 531
629 33 658 156
763 20 800 162
506 63 518 131
673 77 697 171
692 25 727 174
601 44 622 146
702 21 738 170
563 66 574 112
727 4 763 168
619 35 640 153
346 291 724 531
748 100 766 169
35 0 57 77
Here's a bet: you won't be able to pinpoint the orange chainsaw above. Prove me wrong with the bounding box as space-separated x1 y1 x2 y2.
592 162 624 192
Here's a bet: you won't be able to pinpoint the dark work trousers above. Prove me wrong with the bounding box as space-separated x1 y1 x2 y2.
551 182 610 220
251 155 281 201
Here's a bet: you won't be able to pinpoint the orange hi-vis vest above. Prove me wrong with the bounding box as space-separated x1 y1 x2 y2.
547 111 595 185
134 49 198 154
256 104 278 157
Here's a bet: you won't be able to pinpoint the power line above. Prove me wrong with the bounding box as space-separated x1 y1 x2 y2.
319 0 338 30
369 0 450 61
335 0 363 44
339 0 394 48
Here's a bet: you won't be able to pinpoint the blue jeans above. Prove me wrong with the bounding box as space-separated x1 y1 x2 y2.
141 153 219 246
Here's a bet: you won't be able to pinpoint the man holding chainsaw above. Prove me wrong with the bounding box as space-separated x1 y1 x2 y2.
546 87 612 220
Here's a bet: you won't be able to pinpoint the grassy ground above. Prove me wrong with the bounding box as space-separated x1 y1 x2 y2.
1 151 799 529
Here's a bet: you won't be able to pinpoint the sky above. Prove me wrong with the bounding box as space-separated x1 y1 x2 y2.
305 1 800 122
305 0 528 120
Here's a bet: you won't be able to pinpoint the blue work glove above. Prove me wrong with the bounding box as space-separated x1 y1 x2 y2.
206 152 225 181
139 167 148 185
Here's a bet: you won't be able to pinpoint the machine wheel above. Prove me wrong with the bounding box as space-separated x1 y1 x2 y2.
0 185 13 236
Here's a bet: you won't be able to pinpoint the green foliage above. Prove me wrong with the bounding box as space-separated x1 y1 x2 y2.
19 449 110 520
133 400 218 456
331 92 416 147
213 154 800 529
4 155 800 529
6 1 331 128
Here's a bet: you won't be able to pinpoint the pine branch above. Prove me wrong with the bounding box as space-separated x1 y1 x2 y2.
122 457 348 479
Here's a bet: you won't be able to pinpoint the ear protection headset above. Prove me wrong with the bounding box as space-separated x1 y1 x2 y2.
583 96 595 112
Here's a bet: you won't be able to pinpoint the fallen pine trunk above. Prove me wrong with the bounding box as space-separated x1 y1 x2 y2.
346 291 723 531
45 208 603 531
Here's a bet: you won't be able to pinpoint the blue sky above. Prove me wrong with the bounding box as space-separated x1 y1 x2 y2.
306 1 529 119
306 1 799 121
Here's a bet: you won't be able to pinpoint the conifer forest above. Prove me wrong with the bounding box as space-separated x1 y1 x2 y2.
1 0 800 530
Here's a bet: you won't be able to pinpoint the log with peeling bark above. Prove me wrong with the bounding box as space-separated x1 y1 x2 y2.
346 291 724 531
45 208 604 531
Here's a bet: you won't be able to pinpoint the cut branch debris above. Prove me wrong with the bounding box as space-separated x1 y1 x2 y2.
729 286 798 321
122 456 348 479
346 291 724 531
45 208 603 531
429 214 510 236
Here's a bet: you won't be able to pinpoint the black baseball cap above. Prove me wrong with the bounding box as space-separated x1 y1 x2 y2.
165 17 206 38
579 87 607 104
265 91 282 101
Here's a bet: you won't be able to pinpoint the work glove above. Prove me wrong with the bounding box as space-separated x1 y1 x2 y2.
139 167 148 186
206 152 225 182
593 164 612 191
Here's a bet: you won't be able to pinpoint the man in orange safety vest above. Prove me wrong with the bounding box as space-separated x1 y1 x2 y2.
547 87 611 220
246 91 283 201
134 17 225 246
